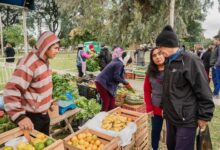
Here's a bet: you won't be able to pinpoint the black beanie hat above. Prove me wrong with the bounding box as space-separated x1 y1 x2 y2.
156 25 179 48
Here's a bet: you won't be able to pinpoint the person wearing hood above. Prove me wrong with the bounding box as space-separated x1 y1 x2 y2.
156 25 214 150
95 52 134 111
3 31 60 135
112 47 124 59
76 44 92 77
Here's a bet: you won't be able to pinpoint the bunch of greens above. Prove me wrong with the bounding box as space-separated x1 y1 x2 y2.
75 97 101 120
0 115 17 133
52 73 79 101
87 55 100 72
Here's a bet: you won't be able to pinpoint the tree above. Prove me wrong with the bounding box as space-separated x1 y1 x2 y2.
54 0 214 47
0 6 21 27
28 37 36 48
3 24 23 47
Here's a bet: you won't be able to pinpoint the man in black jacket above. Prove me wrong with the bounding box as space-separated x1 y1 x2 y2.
98 44 112 71
156 25 214 150
201 46 213 83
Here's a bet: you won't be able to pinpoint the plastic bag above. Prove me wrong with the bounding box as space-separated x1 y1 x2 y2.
197 125 213 150
81 112 137 146
5 136 28 149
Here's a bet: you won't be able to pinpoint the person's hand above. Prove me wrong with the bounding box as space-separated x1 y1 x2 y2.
124 83 135 93
49 101 57 111
18 117 34 130
197 120 208 129
148 111 154 117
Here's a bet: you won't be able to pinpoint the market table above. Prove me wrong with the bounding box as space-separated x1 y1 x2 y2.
49 108 80 136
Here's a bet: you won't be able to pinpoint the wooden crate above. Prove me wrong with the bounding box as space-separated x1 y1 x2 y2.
0 127 64 150
63 128 119 150
109 108 149 148
122 103 146 113
120 137 135 150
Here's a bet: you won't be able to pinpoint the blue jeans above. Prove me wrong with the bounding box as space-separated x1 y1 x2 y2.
212 67 220 95
151 115 163 150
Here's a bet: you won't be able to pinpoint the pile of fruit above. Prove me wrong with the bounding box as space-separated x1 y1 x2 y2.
3 133 54 150
101 113 132 132
67 132 104 150
125 93 144 105
116 88 129 96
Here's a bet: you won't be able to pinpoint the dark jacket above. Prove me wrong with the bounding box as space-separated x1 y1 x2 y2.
5 47 15 63
95 58 127 96
162 50 214 127
201 49 212 70
210 45 220 67
98 48 112 70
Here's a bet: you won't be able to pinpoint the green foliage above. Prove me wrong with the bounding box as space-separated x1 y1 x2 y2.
52 73 78 101
28 38 37 48
56 0 213 47
75 97 101 120
0 115 17 134
3 25 23 47
86 55 100 72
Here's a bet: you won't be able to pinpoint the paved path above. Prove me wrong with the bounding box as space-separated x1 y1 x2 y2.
213 98 220 106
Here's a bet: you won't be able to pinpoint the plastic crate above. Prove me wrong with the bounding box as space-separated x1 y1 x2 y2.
77 83 88 97
124 72 135 79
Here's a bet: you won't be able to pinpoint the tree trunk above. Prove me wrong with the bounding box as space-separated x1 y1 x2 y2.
169 0 175 27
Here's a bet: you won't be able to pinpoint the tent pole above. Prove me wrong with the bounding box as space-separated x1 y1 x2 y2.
23 8 28 54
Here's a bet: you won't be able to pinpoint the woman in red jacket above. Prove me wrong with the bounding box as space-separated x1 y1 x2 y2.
144 47 165 150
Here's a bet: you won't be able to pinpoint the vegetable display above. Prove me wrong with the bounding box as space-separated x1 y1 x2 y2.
86 55 100 72
125 93 144 105
0 115 17 134
52 73 79 101
75 97 101 121
101 113 132 132
2 133 54 150
66 132 104 150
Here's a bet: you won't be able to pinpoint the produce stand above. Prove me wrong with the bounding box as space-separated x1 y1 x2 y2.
63 128 119 150
50 108 80 137
108 107 149 149
0 127 64 150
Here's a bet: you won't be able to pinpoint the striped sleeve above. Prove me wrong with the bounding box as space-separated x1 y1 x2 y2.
3 65 33 122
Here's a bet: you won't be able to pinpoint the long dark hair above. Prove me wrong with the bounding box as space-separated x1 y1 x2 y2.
146 47 161 78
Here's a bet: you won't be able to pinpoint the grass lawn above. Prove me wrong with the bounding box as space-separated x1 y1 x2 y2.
210 105 220 149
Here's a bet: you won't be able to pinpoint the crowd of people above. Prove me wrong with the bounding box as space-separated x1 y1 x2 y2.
2 25 218 150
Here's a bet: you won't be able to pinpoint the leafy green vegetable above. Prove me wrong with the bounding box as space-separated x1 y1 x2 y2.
87 55 100 72
75 97 101 120
52 73 79 101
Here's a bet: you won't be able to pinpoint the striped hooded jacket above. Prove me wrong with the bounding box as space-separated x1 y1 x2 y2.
3 31 60 123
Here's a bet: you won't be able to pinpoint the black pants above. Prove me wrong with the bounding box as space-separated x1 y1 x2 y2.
77 65 83 77
166 121 196 150
26 112 50 135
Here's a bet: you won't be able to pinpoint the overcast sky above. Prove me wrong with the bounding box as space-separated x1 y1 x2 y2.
202 0 220 39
